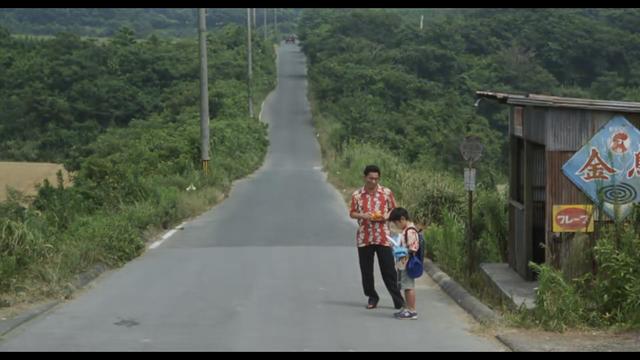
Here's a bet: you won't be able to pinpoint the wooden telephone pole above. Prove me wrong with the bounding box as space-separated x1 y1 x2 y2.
198 8 210 174
247 8 254 118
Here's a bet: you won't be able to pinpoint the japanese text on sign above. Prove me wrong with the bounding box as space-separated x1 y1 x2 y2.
562 116 640 221
552 205 594 232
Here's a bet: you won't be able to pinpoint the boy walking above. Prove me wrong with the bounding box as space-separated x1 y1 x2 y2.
388 207 420 320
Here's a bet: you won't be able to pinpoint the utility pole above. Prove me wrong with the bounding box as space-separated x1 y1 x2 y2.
467 167 473 276
274 8 278 41
263 8 267 41
198 8 210 174
252 8 256 29
247 8 254 118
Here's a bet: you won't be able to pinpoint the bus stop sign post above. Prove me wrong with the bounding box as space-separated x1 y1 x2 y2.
460 136 484 275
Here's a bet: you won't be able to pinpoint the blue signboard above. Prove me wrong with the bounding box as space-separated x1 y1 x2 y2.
562 116 640 221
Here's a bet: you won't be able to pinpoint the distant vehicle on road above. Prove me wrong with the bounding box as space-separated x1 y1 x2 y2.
285 35 296 44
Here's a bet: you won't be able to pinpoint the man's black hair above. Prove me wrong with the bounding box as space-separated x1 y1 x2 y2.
364 165 380 176
388 207 410 222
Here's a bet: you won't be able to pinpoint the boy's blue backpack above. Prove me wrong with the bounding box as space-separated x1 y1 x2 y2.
404 226 425 279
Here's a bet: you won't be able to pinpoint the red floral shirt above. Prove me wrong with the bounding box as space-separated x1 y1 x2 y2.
350 185 397 247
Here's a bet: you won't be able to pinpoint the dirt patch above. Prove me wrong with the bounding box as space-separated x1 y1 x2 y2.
0 161 72 201
496 328 640 352
0 298 55 322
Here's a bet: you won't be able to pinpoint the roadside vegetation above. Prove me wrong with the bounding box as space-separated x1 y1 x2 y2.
510 215 640 331
0 23 276 307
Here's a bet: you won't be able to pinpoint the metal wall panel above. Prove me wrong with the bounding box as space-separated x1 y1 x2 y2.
510 106 524 137
546 109 593 151
524 107 546 145
545 151 595 275
531 144 546 202
508 203 516 269
513 203 527 278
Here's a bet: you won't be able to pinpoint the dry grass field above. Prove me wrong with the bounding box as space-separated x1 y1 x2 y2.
0 161 72 201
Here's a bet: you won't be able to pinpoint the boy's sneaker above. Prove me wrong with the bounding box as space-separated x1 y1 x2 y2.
395 310 418 320
393 309 405 318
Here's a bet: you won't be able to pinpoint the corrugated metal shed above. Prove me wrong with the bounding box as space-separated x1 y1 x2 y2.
477 91 640 112
546 109 593 151
478 90 640 281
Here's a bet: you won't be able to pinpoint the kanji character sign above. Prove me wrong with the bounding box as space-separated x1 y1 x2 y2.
562 116 640 221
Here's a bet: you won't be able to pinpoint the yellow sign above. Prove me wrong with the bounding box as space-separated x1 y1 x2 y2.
552 205 594 232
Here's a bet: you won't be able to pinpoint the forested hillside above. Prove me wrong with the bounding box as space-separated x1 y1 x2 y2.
299 8 640 181
0 8 301 38
0 24 274 169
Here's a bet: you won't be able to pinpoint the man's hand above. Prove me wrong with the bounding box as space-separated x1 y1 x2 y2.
350 212 372 221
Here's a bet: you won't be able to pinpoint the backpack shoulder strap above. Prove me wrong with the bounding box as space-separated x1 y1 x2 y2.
403 226 420 245
386 235 401 247
404 226 420 237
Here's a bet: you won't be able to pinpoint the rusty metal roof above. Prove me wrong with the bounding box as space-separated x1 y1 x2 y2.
476 91 640 112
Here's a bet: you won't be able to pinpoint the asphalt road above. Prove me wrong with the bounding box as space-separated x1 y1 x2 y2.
0 43 505 351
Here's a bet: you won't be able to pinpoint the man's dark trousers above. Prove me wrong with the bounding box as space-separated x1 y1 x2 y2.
357 245 404 308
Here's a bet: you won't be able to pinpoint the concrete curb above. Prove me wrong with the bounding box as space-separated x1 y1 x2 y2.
0 301 58 337
494 334 531 352
69 263 109 291
0 263 108 338
424 259 500 326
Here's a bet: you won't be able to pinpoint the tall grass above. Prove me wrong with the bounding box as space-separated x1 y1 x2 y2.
516 219 640 331
425 211 468 279
329 140 466 226
0 217 52 291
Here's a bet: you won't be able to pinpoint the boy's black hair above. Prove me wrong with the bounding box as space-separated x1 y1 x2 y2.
364 165 380 176
388 207 410 222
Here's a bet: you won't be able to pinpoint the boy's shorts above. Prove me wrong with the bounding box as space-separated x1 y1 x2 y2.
398 269 415 290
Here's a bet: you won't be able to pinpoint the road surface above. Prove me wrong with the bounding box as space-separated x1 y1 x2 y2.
0 43 506 352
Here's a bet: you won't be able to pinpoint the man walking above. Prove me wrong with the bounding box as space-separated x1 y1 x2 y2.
350 165 404 310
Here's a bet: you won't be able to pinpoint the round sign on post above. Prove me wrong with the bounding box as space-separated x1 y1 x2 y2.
460 136 484 164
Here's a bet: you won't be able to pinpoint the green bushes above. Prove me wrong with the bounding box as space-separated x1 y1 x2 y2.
425 211 468 279
526 263 588 331
0 217 51 290
62 212 144 268
588 226 640 326
474 188 508 262
0 25 275 303
523 222 640 331
399 169 465 227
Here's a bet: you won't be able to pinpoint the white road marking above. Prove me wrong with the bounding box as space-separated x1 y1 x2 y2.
149 230 175 249
149 222 186 249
